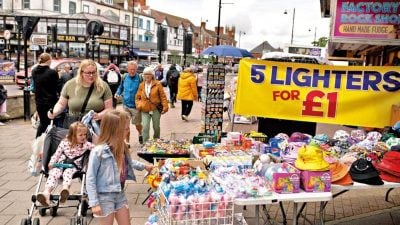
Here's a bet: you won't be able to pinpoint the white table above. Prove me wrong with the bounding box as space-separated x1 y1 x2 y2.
234 191 332 225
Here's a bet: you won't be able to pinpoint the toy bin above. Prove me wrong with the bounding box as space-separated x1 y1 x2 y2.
300 170 332 192
158 191 234 225
270 164 301 193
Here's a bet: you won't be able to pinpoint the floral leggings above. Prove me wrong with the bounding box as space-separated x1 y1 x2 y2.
45 167 78 190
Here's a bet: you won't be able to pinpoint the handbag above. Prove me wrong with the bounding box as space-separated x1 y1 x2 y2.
63 84 94 128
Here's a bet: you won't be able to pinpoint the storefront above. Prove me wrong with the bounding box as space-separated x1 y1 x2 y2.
0 13 130 65
322 0 400 65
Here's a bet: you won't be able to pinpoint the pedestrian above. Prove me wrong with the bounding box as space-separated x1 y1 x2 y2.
86 109 153 225
102 63 122 108
154 63 163 81
196 66 205 102
177 67 198 121
36 122 94 207
0 83 9 126
31 53 60 137
48 59 113 128
166 64 179 108
135 67 169 143
115 61 143 145
58 63 74 92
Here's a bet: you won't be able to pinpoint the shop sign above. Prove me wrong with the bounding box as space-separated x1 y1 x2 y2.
234 58 400 128
56 35 86 43
97 38 125 46
31 34 47 46
332 0 400 44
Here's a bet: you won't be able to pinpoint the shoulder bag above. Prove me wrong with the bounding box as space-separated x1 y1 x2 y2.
63 84 94 128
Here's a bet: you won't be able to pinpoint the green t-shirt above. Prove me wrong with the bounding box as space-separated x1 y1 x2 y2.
61 78 112 115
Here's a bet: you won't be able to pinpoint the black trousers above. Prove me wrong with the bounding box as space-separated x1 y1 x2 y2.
169 84 178 104
181 100 193 116
35 104 52 138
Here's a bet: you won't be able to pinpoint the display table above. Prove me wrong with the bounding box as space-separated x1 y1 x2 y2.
331 181 400 202
137 152 191 164
234 191 332 225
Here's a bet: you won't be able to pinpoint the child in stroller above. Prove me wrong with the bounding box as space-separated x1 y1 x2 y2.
37 121 94 207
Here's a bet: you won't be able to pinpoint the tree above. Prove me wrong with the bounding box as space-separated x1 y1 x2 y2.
312 37 328 47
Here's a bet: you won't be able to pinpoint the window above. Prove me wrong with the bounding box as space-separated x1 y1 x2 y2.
83 5 89 13
23 0 30 9
0 0 3 9
110 25 119 38
124 15 130 26
57 19 67 34
97 9 101 15
139 18 143 29
144 35 152 42
139 35 143 41
146 20 150 30
69 19 86 35
104 0 113 5
69 1 76 14
53 0 61 12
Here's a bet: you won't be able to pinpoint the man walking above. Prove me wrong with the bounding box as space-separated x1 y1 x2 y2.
115 61 143 145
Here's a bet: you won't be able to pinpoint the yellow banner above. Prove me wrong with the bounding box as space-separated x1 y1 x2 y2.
234 59 400 128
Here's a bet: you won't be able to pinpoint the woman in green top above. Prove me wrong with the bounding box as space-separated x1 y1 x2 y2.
48 59 113 126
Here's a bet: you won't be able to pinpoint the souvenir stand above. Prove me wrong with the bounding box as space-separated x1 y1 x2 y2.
201 64 226 139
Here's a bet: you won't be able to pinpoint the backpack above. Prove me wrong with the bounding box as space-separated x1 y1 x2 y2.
106 70 119 84
155 70 163 81
169 70 179 85
0 84 7 105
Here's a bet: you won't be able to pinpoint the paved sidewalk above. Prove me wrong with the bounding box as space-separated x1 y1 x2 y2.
0 101 400 224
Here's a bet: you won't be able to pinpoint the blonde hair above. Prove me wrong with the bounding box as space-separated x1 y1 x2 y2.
97 110 130 173
76 59 105 94
66 122 88 146
38 53 52 64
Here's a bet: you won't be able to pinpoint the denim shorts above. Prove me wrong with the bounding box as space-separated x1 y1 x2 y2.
94 191 128 217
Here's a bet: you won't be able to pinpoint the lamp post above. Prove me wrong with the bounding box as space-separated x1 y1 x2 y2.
284 8 295 45
216 0 233 46
238 31 246 48
131 0 135 53
309 27 317 46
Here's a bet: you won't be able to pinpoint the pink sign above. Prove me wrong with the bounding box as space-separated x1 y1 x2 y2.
333 0 400 40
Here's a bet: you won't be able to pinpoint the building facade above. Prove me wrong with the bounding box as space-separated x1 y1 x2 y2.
0 0 237 65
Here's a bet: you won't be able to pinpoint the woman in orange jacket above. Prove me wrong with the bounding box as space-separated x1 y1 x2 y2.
135 67 169 143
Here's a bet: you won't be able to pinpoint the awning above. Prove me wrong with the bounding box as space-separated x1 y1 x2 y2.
130 49 157 57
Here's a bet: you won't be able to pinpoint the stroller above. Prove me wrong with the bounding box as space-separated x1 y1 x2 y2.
21 124 91 225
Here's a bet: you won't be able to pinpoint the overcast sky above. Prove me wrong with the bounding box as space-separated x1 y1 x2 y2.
146 0 331 51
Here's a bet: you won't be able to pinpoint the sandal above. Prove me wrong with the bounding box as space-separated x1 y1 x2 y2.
60 189 70 203
37 192 50 207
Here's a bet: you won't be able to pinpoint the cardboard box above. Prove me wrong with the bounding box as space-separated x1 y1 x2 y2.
271 164 301 193
301 170 331 192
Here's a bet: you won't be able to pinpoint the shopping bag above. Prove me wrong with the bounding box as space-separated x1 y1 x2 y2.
31 111 40 129
28 133 45 176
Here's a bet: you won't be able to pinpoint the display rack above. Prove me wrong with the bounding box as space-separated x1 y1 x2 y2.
201 64 226 140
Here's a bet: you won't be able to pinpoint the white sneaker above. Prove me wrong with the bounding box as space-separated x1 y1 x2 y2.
0 122 4 126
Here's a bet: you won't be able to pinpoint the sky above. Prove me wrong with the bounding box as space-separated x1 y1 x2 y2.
146 0 331 51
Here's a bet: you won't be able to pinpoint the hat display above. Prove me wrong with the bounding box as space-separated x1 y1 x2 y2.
332 173 353 186
313 134 329 145
349 158 383 185
289 132 310 143
379 170 400 183
333 130 350 142
348 129 366 145
366 131 382 142
339 152 358 167
386 137 400 149
295 144 330 171
282 142 305 164
374 151 400 177
330 161 350 182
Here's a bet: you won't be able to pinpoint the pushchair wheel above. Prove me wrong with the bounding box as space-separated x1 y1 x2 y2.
50 206 58 217
80 200 89 217
20 218 29 225
38 208 46 216
32 218 40 225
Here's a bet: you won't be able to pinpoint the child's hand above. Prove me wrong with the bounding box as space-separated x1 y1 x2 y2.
91 205 102 216
145 164 154 172
48 163 53 170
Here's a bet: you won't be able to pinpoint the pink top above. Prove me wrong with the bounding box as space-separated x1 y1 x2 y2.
50 139 94 166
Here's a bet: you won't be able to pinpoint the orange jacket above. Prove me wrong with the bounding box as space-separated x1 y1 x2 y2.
135 80 169 113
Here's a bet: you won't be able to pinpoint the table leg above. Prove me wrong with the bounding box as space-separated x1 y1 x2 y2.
255 205 260 225
385 188 394 202
293 202 298 225
319 201 325 225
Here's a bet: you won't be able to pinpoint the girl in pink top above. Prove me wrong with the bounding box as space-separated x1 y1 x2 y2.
37 122 94 206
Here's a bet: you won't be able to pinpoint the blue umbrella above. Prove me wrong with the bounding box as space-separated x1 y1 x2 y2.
201 45 253 58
